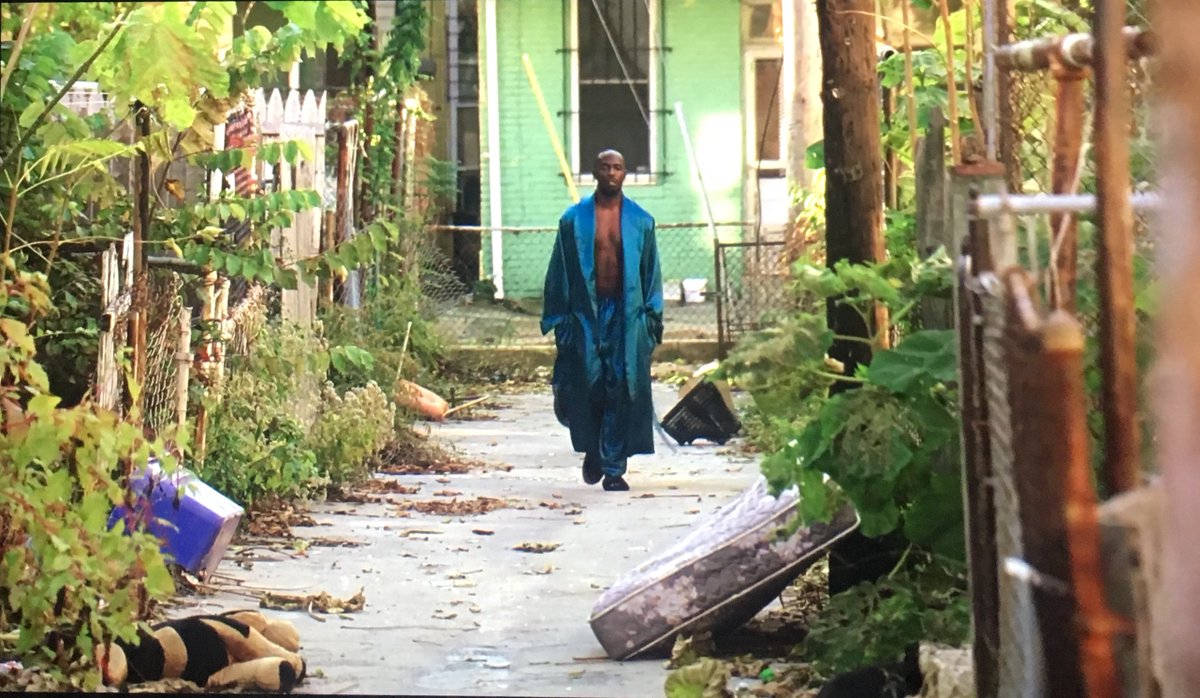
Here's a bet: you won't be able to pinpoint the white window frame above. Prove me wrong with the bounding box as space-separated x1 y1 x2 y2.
569 0 659 186
743 44 787 173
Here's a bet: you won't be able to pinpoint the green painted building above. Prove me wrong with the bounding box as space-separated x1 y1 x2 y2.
474 0 793 299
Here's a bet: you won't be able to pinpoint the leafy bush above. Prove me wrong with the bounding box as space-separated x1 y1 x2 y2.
1 264 175 688
198 322 398 505
800 563 970 677
196 323 329 507
723 250 967 667
307 381 396 489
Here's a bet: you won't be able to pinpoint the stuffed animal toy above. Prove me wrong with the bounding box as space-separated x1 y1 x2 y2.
97 610 306 693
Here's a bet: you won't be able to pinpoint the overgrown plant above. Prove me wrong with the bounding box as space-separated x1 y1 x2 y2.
724 248 967 673
1 262 176 688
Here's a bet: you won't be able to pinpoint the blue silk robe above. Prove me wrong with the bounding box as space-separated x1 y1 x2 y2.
541 194 664 458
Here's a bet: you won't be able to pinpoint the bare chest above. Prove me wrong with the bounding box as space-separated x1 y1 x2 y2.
593 206 623 296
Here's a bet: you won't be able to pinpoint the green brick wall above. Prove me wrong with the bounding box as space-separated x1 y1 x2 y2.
479 0 745 298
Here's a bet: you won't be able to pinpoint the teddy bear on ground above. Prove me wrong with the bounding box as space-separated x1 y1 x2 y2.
97 610 305 693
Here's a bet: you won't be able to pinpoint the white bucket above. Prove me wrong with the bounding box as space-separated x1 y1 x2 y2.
682 278 707 304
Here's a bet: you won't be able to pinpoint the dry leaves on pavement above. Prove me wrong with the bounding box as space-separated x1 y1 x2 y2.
259 588 366 615
513 542 560 553
395 496 511 516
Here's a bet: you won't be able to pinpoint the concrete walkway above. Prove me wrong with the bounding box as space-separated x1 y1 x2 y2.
182 383 759 696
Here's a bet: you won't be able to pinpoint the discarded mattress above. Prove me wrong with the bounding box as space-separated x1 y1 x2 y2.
589 476 858 660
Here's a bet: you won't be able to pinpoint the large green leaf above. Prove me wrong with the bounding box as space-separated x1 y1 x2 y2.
101 3 229 129
867 330 957 394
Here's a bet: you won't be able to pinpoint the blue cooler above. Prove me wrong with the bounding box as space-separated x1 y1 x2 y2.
109 460 244 580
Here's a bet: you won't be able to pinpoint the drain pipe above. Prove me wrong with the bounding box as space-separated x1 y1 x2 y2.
484 0 504 299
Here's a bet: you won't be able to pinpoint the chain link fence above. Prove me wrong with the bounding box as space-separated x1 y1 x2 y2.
427 223 776 348
962 4 1160 695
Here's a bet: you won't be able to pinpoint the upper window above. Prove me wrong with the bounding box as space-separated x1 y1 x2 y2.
570 0 657 180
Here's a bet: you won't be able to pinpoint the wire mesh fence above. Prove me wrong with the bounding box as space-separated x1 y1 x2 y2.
962 4 1161 696
425 223 773 348
1005 2 1156 197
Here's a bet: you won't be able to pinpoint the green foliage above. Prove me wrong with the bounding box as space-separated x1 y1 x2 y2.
726 252 964 559
198 323 399 505
799 563 970 677
197 323 329 507
307 381 395 489
663 657 731 698
1 263 176 687
320 250 446 395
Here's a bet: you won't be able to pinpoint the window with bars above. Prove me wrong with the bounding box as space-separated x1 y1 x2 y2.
570 0 657 178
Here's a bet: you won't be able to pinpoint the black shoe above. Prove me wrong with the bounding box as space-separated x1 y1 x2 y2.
582 453 603 485
602 475 630 492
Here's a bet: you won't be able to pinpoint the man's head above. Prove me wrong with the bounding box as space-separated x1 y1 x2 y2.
592 150 626 197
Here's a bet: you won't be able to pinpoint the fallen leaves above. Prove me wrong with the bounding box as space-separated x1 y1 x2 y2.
433 489 463 497
242 501 316 538
513 542 560 553
471 528 494 536
396 496 511 516
259 587 366 615
332 478 422 503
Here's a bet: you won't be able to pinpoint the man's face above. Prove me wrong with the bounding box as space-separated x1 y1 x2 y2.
593 152 626 196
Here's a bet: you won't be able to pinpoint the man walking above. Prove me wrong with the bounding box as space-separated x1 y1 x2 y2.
541 150 664 491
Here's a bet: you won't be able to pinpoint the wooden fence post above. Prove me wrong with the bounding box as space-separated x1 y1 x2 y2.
916 106 951 330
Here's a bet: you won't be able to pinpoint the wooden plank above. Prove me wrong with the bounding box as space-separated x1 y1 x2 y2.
916 107 951 329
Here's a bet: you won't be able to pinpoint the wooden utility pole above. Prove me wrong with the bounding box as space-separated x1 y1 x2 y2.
817 0 884 386
817 0 892 597
1152 0 1200 694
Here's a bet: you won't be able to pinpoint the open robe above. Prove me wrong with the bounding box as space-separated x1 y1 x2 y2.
541 194 664 458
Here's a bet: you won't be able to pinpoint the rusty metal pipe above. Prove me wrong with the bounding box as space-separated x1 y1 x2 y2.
995 27 1157 73
1093 0 1142 496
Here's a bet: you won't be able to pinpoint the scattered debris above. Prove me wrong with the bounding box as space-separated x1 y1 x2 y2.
526 564 556 575
396 497 511 516
513 542 560 554
472 528 494 536
242 501 316 539
432 610 458 620
305 537 365 548
433 490 463 497
332 479 422 503
260 588 366 615
398 528 443 538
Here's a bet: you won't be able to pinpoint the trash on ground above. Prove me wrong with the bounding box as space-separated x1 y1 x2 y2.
396 379 449 421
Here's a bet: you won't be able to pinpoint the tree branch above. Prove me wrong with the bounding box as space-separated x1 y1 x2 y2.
0 8 132 173
0 3 40 97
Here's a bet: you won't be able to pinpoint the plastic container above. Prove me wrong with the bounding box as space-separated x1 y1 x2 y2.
661 377 741 445
108 460 243 580
681 278 707 304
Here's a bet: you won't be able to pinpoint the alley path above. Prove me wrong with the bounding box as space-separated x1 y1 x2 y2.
181 383 759 696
